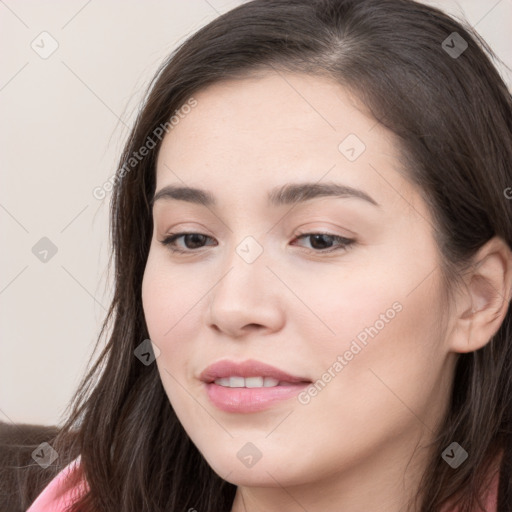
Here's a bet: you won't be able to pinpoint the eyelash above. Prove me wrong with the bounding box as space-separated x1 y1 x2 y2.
158 230 356 255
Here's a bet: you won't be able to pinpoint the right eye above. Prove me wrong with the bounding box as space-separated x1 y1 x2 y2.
159 232 217 254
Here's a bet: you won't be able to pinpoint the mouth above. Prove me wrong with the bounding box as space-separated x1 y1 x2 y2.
199 359 312 413
212 376 304 388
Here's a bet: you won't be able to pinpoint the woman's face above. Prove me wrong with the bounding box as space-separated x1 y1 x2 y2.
142 71 456 504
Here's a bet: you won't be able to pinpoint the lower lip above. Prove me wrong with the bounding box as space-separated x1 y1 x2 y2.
204 382 310 413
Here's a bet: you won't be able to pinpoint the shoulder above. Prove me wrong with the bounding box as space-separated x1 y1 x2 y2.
440 448 503 512
0 421 61 511
26 456 89 512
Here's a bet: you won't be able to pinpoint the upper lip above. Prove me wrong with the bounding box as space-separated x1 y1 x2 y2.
199 359 311 384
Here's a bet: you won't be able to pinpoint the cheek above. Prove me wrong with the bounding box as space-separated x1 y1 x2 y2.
141 256 198 407
288 248 434 358
142 251 200 341
304 262 447 438
295 239 447 414
141 250 214 398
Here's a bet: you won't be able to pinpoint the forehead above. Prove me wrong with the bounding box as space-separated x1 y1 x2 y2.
154 71 417 211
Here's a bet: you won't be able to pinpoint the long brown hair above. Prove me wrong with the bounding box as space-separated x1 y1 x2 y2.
18 0 512 510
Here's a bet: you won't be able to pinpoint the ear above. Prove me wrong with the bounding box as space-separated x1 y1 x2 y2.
448 236 512 354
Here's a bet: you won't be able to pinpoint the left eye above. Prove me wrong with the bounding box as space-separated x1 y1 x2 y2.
158 231 355 254
159 232 216 253
291 232 355 253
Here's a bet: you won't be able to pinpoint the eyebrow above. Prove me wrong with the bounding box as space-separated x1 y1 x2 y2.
150 181 380 208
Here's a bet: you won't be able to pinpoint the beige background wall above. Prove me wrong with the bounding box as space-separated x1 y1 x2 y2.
1 0 511 427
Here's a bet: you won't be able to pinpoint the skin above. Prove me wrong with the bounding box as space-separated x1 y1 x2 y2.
141 70 512 512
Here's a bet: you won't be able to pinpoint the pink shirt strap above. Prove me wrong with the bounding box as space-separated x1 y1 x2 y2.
440 452 501 512
26 456 89 512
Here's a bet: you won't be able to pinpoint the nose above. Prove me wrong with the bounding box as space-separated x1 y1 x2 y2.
206 242 285 339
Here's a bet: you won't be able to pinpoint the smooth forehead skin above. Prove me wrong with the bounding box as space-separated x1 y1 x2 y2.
154 70 430 235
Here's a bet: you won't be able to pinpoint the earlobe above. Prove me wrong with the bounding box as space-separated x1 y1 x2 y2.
450 236 512 354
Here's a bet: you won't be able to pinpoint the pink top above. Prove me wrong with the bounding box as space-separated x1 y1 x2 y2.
26 456 89 512
26 454 500 512
440 456 501 512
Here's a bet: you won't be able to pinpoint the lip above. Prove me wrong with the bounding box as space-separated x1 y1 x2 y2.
199 359 310 384
199 359 311 413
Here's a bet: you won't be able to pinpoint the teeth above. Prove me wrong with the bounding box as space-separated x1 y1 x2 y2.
229 376 245 387
213 376 281 388
245 376 263 388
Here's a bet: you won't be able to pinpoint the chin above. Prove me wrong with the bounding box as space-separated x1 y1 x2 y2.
201 447 312 487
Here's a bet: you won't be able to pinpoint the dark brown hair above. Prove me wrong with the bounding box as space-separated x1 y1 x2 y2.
13 0 512 510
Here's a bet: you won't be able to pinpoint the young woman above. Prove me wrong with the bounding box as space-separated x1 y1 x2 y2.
18 0 512 510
